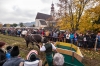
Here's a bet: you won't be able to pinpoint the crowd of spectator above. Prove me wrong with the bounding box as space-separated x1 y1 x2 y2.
0 27 100 49
0 27 100 66
0 40 64 66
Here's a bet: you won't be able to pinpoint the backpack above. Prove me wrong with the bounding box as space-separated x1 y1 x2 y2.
6 52 11 60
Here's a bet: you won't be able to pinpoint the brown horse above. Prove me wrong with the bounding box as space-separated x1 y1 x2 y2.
21 30 45 48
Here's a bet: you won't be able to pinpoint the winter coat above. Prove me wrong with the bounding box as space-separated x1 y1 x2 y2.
0 49 6 66
3 57 24 66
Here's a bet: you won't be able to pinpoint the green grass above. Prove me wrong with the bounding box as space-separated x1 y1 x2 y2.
0 34 100 66
0 34 45 60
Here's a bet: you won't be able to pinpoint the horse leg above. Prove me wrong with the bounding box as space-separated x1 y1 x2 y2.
26 41 30 48
31 42 35 48
36 43 40 49
31 42 34 45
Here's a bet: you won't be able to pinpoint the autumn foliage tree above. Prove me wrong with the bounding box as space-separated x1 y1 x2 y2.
79 2 100 32
56 0 100 32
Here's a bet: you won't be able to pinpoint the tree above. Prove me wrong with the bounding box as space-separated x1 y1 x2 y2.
3 24 6 27
32 24 35 27
57 0 99 31
78 2 100 32
78 10 92 32
95 16 100 24
12 23 18 27
87 3 100 32
19 22 24 27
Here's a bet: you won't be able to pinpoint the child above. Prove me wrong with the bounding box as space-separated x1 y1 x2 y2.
20 50 42 66
6 46 12 60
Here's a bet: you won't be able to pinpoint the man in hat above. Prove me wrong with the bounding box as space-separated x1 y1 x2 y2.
39 38 57 66
0 41 6 66
3 45 24 66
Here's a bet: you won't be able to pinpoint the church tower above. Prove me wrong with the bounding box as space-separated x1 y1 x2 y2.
50 2 55 19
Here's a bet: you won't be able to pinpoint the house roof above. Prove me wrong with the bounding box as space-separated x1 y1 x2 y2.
35 12 53 21
40 20 47 25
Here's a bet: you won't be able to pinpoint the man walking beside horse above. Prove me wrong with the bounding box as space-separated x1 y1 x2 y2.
39 38 57 66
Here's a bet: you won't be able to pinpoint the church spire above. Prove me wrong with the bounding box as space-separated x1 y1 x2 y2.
50 1 55 17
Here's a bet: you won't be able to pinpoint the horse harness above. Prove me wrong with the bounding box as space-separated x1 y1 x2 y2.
29 34 38 43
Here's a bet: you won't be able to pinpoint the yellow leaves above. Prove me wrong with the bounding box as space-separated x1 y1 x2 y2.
57 0 100 32
78 12 92 32
57 15 72 30
81 48 100 61
57 20 71 30
93 24 100 31
78 4 100 32
75 3 81 8
88 5 100 16
93 5 100 14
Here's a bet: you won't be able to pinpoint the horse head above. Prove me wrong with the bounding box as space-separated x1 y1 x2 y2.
21 30 28 38
41 36 49 43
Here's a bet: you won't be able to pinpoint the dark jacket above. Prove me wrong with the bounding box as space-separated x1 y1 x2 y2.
44 43 52 55
3 57 24 66
0 49 6 66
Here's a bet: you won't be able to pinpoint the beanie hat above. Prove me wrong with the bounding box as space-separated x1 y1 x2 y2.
6 46 12 52
53 53 64 66
27 50 38 61
0 41 5 48
10 46 19 57
29 53 37 61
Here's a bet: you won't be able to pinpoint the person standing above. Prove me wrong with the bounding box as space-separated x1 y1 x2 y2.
5 46 12 60
0 42 6 66
66 32 70 43
3 46 24 66
53 53 64 66
21 50 42 66
39 38 57 66
70 32 74 44
96 31 100 50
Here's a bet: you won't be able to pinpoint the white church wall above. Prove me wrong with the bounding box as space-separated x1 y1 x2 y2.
35 19 40 27
35 19 48 29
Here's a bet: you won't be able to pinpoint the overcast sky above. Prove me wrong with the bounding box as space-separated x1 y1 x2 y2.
0 0 59 24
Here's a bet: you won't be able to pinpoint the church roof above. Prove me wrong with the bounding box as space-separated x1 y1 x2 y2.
35 12 53 21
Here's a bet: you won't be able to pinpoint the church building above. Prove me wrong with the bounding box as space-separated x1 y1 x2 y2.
35 2 56 29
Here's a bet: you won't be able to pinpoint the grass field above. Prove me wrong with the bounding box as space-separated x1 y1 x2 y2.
0 34 100 66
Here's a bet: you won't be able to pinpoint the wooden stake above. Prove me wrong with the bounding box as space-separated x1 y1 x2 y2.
94 38 97 51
